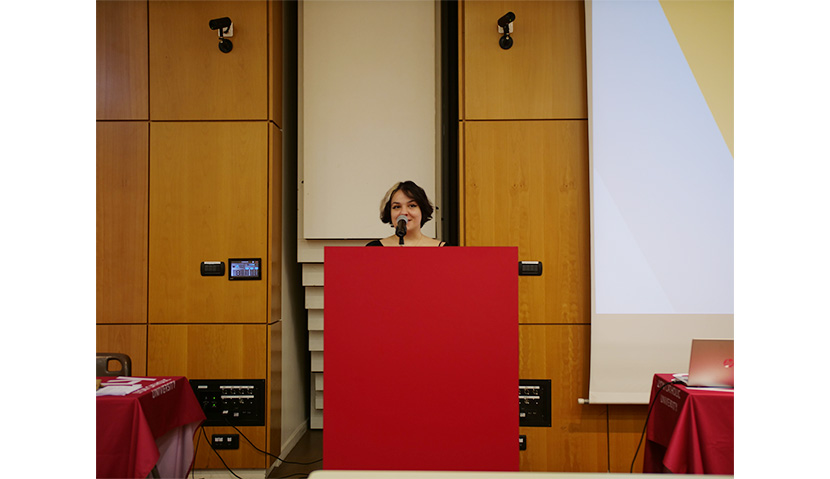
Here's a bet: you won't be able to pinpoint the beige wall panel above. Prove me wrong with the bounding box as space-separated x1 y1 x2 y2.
147 324 267 378
96 324 148 377
464 121 590 324
97 0 149 120
608 405 648 473
149 1 268 120
97 121 149 324
149 122 268 324
519 324 606 472
301 0 437 239
462 0 587 120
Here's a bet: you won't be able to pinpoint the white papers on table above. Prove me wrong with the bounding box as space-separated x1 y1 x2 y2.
96 377 157 396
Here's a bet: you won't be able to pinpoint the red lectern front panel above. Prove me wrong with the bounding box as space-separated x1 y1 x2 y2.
323 246 518 471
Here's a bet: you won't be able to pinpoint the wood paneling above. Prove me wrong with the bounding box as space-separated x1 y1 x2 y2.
460 0 596 472
608 405 649 473
463 1 587 120
464 120 590 324
97 1 283 471
148 1 268 120
97 0 149 120
269 124 283 324
147 324 267 378
519 324 606 472
96 324 148 377
97 121 149 324
269 0 284 127
148 121 268 324
148 322 268 468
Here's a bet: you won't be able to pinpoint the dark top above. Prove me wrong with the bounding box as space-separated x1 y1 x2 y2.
366 239 448 246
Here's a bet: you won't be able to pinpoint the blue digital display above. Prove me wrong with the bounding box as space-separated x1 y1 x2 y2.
228 258 261 280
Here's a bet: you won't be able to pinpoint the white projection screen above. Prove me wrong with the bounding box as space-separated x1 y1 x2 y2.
586 0 734 404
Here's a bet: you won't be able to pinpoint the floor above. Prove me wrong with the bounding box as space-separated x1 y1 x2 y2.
266 429 323 479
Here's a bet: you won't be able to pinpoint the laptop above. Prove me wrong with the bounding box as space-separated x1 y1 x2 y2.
676 338 734 388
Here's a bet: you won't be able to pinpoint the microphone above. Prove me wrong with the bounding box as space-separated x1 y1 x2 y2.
395 216 409 239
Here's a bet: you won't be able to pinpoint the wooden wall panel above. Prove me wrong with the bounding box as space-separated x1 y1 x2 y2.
269 124 283 324
147 324 267 379
96 0 149 120
148 122 268 324
96 324 148 377
148 322 268 468
519 324 606 472
608 405 648 473
464 121 590 324
148 0 268 120
97 121 149 324
269 0 284 127
461 1 597 472
463 1 587 120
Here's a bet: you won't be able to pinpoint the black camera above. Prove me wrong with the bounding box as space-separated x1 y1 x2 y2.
498 12 515 29
209 17 232 31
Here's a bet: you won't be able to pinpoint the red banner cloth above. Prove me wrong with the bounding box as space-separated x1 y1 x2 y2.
323 246 519 471
643 374 733 474
96 376 205 478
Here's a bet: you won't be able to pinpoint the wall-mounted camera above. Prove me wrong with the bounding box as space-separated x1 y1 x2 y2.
498 12 515 50
209 17 234 53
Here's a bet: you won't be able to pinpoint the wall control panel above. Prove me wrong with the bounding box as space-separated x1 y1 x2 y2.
189 379 266 426
518 261 543 276
228 258 262 280
201 261 225 276
519 379 551 427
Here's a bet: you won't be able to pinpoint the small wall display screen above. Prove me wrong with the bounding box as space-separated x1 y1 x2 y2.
228 258 262 280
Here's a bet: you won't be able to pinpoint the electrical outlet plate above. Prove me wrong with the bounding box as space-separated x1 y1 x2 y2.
211 434 239 450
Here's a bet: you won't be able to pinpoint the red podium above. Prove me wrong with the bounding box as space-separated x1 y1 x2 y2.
323 246 519 471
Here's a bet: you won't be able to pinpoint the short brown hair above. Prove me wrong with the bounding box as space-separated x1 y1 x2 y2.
379 180 434 227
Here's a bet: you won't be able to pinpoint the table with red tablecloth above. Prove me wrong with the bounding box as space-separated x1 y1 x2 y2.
643 374 733 474
96 376 206 478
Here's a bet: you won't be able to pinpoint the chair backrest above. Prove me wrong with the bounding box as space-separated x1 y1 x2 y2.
96 353 132 377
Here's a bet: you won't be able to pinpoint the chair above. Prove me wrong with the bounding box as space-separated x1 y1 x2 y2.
96 352 132 377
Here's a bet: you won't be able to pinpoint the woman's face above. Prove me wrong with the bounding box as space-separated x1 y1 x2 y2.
390 189 421 232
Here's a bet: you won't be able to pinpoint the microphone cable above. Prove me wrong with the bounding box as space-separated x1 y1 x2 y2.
221 416 323 466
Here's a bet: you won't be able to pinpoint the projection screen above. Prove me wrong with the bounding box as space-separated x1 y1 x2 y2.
586 0 734 404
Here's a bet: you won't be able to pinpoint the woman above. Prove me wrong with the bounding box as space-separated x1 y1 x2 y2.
366 180 447 246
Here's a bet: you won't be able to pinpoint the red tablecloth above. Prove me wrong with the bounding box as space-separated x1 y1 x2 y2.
643 374 733 474
96 376 206 478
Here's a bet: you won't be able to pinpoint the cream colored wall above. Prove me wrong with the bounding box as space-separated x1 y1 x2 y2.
301 0 439 240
